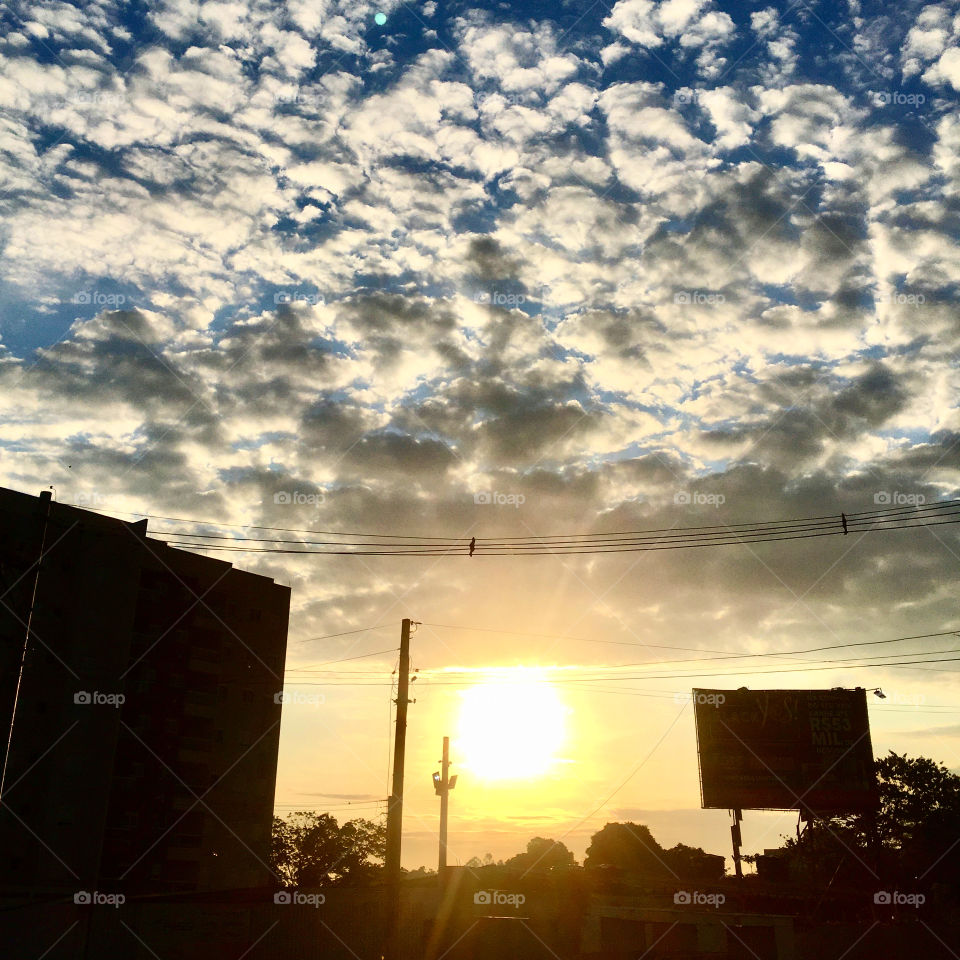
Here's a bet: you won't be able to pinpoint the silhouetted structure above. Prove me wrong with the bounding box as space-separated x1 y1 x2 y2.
0 487 290 897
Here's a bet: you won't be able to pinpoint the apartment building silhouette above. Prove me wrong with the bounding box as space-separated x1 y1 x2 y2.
0 487 290 896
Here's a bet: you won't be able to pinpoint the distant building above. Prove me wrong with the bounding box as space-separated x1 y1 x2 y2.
0 487 290 895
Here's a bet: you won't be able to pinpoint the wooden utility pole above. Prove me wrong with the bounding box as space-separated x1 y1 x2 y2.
384 618 413 960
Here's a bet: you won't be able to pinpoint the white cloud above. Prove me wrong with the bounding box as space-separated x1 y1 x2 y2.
603 0 735 76
698 87 758 149
925 45 960 89
457 19 582 96
902 2 960 81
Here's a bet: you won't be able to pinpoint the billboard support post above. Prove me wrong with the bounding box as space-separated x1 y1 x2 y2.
730 809 743 878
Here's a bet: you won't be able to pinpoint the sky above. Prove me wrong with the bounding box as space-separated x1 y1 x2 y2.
1 0 960 870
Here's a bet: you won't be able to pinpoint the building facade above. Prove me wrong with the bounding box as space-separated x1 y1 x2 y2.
0 486 290 898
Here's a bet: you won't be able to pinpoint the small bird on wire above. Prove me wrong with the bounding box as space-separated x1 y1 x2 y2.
469 537 476 557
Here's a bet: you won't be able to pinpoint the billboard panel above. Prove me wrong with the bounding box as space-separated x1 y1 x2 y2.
693 687 877 814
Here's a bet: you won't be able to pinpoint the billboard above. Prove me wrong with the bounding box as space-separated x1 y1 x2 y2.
693 688 878 814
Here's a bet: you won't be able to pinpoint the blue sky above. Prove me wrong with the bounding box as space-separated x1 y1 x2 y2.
1 0 960 868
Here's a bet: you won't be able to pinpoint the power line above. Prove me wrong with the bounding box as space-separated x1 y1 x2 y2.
293 647 399 667
154 520 837 547
534 645 960 679
274 651 960 684
154 511 960 556
158 505 955 548
271 668 960 710
157 520 960 556
546 683 960 712
547 653 960 682
79 506 461 540
295 624 395 644
288 628 960 674
418 623 960 661
420 622 588 642
250 647 960 683
94 497 957 540
559 633 960 671
88 499 960 556
283 636 960 678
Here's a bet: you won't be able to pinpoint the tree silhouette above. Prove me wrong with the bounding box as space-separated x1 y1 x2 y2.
871 751 960 879
464 852 498 869
780 751 960 888
661 841 725 882
271 811 385 888
584 822 672 878
504 837 575 873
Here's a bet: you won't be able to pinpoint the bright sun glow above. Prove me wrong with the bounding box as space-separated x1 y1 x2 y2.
455 669 566 781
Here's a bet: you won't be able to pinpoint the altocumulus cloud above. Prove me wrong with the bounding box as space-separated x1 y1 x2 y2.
0 0 959 744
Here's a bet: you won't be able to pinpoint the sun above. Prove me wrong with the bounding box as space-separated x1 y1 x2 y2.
454 669 567 781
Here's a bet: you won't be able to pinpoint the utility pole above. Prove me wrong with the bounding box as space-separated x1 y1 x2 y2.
384 618 413 960
433 736 457 873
